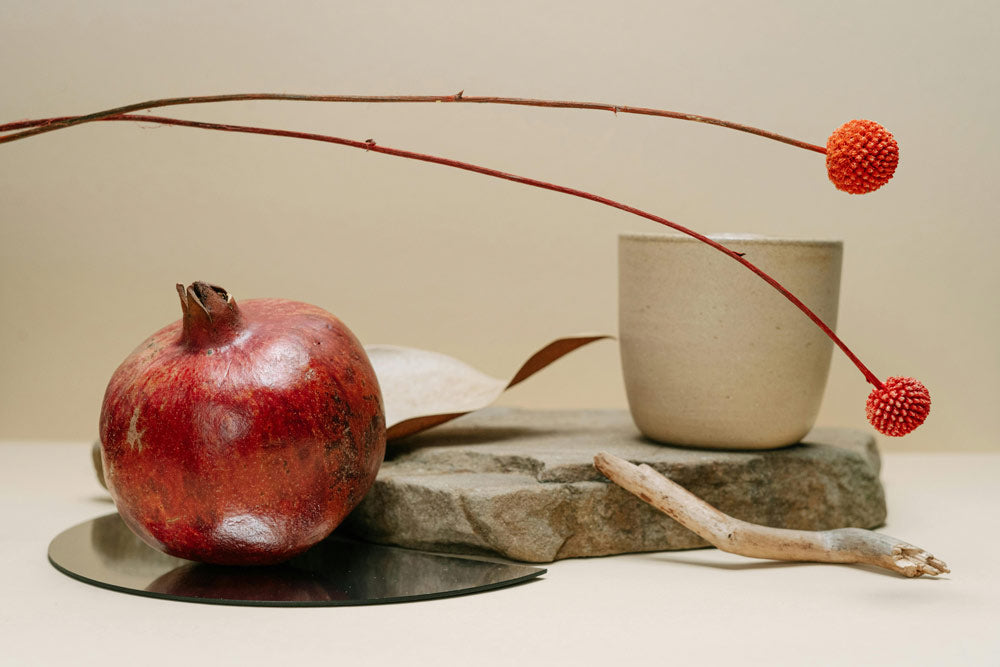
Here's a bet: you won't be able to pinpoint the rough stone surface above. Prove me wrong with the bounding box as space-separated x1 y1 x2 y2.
344 408 887 563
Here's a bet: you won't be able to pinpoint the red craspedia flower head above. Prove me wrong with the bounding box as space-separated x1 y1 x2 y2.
826 119 899 194
866 376 930 437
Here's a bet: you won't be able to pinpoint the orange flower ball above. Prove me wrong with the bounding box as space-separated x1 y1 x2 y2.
826 119 899 194
866 376 930 437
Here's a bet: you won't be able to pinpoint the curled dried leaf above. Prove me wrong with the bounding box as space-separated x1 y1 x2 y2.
366 335 611 441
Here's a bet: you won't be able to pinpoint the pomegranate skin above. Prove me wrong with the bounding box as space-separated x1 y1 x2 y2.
99 284 385 566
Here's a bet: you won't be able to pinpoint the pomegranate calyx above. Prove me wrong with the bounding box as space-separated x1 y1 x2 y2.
177 281 245 348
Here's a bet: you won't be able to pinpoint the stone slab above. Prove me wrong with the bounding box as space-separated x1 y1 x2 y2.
344 408 886 563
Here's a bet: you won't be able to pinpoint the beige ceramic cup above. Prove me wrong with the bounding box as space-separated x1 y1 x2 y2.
619 233 842 449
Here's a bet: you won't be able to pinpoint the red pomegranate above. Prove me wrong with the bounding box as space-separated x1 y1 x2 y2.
99 282 385 566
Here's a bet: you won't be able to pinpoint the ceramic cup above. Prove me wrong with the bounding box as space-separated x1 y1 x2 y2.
618 233 842 449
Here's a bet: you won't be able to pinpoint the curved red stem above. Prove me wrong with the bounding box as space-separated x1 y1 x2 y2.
1 112 881 387
0 92 827 153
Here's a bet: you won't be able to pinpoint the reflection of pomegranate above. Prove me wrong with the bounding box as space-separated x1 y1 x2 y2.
146 563 345 602
99 282 385 566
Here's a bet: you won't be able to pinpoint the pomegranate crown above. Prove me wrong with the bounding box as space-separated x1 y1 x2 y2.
826 119 899 194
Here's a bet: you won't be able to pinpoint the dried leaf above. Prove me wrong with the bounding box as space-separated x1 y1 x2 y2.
365 335 611 441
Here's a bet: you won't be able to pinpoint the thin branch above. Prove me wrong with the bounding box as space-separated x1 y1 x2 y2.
0 111 883 387
593 452 948 577
0 92 827 153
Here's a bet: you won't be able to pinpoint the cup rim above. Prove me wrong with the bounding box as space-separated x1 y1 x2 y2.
619 232 842 247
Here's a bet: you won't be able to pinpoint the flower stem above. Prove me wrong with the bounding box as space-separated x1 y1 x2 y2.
0 92 827 153
4 112 879 387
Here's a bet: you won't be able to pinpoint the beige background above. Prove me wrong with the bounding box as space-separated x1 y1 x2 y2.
1 1 997 451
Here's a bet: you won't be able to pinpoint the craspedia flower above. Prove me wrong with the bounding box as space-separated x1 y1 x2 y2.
826 119 899 194
866 376 930 437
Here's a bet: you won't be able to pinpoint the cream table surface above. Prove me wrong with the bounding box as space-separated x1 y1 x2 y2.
2 440 997 667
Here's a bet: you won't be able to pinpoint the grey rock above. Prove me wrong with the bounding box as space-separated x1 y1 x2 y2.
344 408 886 563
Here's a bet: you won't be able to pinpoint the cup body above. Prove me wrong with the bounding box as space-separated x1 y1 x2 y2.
618 233 842 449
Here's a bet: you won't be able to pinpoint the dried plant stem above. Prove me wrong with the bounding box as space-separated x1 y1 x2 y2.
593 452 949 577
0 112 882 388
0 92 827 152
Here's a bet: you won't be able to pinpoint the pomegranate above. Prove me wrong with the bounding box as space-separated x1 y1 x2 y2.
99 282 385 566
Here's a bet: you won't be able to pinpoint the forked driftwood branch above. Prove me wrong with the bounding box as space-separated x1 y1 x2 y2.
593 452 949 578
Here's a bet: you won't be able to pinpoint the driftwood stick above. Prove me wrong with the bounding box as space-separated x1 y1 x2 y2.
593 452 949 578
